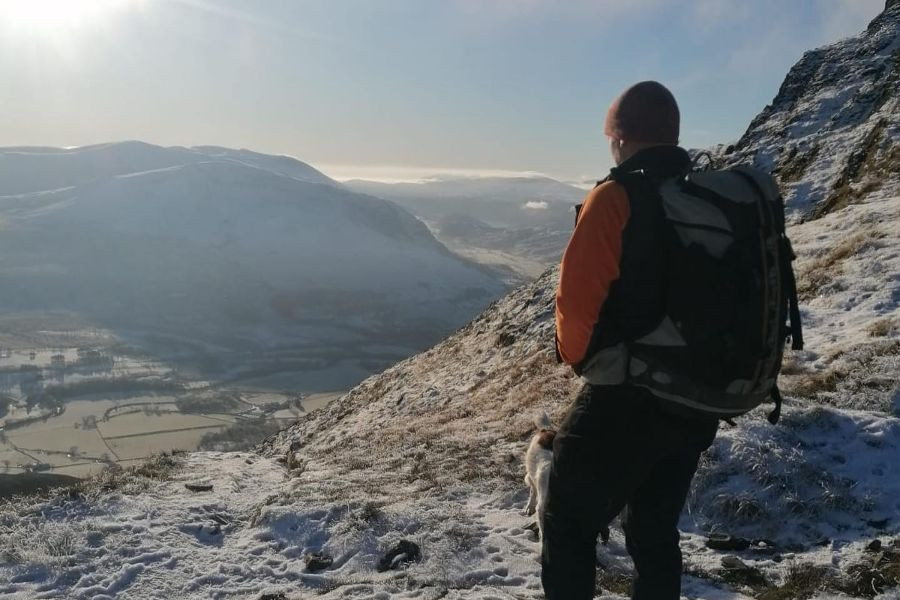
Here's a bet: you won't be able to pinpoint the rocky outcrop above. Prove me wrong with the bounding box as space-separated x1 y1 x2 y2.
723 1 899 218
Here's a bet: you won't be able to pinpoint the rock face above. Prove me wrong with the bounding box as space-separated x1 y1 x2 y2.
724 1 899 218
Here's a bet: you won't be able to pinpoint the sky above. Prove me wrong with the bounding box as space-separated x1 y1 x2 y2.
0 0 888 183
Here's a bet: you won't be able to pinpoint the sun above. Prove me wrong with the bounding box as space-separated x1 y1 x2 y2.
0 0 128 34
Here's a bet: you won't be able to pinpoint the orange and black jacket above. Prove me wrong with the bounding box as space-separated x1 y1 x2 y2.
555 146 692 374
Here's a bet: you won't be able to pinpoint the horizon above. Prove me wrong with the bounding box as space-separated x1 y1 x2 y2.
0 0 887 182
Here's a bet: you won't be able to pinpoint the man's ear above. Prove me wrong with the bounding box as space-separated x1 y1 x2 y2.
609 137 626 165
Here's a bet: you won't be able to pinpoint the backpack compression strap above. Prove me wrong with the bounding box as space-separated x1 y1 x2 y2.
732 169 804 351
769 385 784 425
781 237 804 351
731 169 801 426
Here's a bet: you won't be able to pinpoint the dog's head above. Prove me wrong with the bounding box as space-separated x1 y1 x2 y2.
535 428 556 449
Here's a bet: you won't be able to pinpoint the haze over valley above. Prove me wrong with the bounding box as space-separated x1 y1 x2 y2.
347 176 585 283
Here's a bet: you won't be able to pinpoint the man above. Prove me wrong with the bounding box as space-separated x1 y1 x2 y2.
542 81 720 599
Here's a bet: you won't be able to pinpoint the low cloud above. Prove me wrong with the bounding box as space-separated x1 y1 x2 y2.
523 201 549 210
319 164 552 184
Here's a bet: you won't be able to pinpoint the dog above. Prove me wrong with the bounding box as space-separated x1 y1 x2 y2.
523 412 555 540
523 412 610 544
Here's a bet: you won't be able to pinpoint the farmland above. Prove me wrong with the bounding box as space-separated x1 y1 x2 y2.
0 316 342 479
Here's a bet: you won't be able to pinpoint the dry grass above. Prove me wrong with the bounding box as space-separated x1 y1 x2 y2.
779 355 807 375
782 367 844 398
596 569 633 595
80 451 183 498
759 546 900 599
0 520 87 566
866 316 899 338
795 230 880 300
781 339 900 405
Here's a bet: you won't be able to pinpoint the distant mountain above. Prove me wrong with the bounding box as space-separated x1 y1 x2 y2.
346 176 585 281
0 142 505 387
0 141 336 196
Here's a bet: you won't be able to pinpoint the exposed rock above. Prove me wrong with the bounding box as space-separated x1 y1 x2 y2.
725 1 899 218
377 540 421 572
304 552 333 572
706 533 751 552
184 483 213 492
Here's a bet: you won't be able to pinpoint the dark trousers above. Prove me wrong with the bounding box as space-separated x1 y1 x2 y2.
541 383 718 600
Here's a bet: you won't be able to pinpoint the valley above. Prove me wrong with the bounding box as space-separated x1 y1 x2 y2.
0 314 345 480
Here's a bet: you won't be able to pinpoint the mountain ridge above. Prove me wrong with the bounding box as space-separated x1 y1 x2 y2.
723 0 899 218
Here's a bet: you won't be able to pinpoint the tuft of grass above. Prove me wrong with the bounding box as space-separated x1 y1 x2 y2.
596 569 633 595
78 450 184 498
784 367 844 398
698 552 900 600
132 451 181 480
715 561 769 591
0 520 86 566
779 355 807 375
866 317 898 338
836 547 900 598
758 564 831 600
708 494 767 524
358 501 383 524
795 230 881 300
443 523 479 553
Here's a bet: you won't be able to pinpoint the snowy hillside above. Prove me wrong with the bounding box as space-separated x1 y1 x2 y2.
1 3 899 599
723 0 899 218
0 142 504 385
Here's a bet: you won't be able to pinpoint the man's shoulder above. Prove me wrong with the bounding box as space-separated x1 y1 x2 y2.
578 180 630 224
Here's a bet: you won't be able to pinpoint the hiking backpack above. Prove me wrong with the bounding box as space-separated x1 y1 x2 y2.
605 162 804 424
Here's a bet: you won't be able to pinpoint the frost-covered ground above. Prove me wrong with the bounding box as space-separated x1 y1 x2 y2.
1 207 897 600
2 397 896 600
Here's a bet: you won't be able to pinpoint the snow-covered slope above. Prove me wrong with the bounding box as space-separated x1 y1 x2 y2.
723 0 899 218
2 4 899 599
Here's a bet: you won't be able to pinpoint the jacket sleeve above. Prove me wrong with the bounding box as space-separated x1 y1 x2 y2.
555 181 630 366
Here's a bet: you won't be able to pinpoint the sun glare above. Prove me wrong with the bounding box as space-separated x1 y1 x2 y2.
0 0 127 34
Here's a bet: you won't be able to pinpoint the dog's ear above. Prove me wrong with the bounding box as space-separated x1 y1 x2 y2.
533 412 552 430
536 430 556 449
